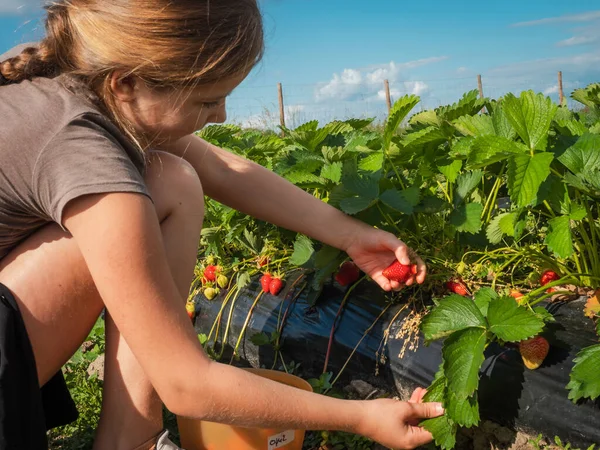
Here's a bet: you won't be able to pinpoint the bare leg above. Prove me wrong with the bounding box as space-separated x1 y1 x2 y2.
0 152 204 450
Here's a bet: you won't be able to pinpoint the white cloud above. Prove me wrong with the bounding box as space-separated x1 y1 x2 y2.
557 35 599 46
512 10 600 27
314 57 445 102
457 67 469 74
0 0 42 14
543 85 559 95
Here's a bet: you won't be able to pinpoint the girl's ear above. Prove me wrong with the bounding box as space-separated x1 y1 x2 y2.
109 71 139 103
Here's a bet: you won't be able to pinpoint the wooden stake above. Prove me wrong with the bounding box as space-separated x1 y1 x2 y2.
477 74 484 99
278 82 285 129
558 71 564 106
384 79 392 114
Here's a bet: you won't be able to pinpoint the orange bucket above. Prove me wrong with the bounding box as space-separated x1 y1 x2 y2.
177 368 313 450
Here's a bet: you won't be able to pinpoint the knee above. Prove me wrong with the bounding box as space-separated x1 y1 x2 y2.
145 151 205 220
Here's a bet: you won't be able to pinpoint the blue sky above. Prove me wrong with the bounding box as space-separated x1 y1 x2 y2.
1 0 599 128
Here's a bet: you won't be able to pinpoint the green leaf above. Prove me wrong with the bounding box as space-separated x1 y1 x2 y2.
284 170 324 185
423 368 446 403
502 91 558 151
486 214 506 244
455 170 483 205
487 297 545 342
449 202 483 234
558 133 600 176
499 212 519 236
545 215 574 258
320 162 343 183
533 307 556 323
453 114 495 137
409 109 441 128
358 151 384 172
421 295 486 341
570 203 587 221
343 172 379 199
446 392 480 427
236 271 251 289
401 126 447 148
250 332 270 346
437 90 487 122
289 235 314 266
466 135 526 168
340 196 375 215
314 245 341 269
379 187 420 214
421 416 457 450
508 152 554 208
384 95 420 149
567 344 600 402
438 159 462 183
443 327 487 398
491 103 517 140
473 287 499 316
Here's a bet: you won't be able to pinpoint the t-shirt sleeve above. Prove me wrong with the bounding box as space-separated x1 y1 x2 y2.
32 115 152 227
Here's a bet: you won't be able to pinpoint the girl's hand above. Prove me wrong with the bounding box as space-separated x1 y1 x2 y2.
358 394 444 449
344 227 426 291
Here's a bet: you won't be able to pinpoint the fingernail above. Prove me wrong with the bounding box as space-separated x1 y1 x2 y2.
435 404 445 414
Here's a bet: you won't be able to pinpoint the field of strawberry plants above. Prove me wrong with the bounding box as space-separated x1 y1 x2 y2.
189 83 600 449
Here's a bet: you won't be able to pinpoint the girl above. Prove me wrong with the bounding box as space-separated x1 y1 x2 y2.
0 1 443 449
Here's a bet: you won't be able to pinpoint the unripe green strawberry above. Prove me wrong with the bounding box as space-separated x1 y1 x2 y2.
217 274 228 289
204 287 217 300
519 336 549 370
185 301 195 320
205 255 216 265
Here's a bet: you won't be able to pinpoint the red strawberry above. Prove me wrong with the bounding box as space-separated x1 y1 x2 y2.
382 261 413 283
260 273 272 293
335 261 360 286
510 289 524 303
446 279 469 296
269 277 284 295
185 301 195 321
519 336 549 370
540 270 559 286
204 265 217 282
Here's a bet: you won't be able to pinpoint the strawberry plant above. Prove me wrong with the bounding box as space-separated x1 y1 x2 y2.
418 288 550 449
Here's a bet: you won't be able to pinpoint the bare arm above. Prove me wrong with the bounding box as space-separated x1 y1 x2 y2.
63 192 359 429
159 134 373 252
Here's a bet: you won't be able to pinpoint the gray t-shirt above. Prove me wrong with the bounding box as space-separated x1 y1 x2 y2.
0 44 151 260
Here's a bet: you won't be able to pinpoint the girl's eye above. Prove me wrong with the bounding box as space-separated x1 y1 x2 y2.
202 101 221 109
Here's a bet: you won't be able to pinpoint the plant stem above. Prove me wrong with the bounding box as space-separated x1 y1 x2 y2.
323 276 367 374
230 291 265 364
325 302 392 394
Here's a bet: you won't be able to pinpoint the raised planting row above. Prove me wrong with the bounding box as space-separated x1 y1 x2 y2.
186 83 600 449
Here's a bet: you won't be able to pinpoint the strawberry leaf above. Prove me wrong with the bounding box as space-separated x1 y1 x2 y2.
289 235 314 266
421 416 457 450
320 162 343 183
358 151 384 172
455 170 483 206
545 215 574 258
446 392 480 427
466 135 526 169
487 297 545 342
442 327 487 398
567 344 600 402
558 133 600 176
340 196 375 215
508 152 554 208
401 126 447 148
453 114 495 137
421 295 487 341
502 91 558 151
384 95 420 150
438 159 463 183
379 187 420 214
449 202 483 234
491 103 517 140
473 287 499 316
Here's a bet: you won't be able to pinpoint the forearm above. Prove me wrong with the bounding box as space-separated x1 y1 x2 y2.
176 361 366 434
160 135 371 252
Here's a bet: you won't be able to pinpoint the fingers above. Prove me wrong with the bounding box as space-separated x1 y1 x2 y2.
414 254 427 284
405 426 435 448
409 387 427 403
392 240 412 266
407 401 445 419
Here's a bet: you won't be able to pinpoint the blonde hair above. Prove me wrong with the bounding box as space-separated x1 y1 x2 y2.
0 0 264 150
